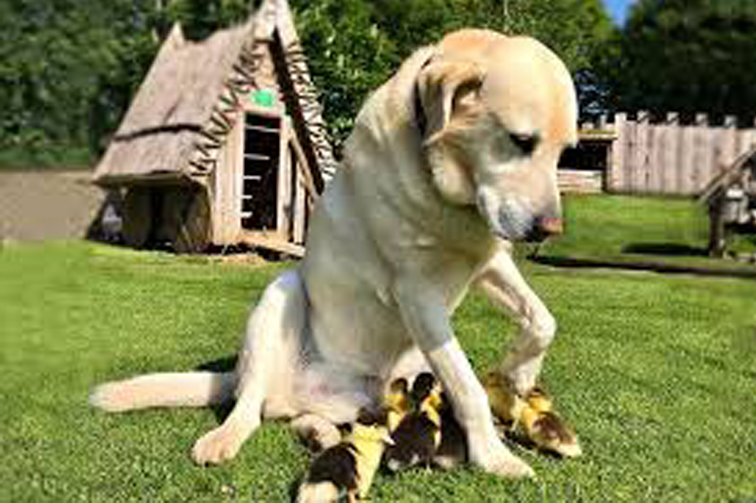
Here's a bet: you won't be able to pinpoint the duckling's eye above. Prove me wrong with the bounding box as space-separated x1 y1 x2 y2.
509 133 538 155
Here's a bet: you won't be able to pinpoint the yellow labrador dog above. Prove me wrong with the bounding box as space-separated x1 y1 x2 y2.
91 29 577 478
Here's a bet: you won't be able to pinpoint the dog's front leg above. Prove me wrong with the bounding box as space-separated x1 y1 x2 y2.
393 278 534 478
476 250 584 457
475 250 556 395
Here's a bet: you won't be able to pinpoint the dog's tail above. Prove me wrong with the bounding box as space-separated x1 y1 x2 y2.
89 371 235 412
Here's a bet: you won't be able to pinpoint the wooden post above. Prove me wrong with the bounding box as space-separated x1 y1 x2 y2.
679 116 695 195
650 116 665 193
293 153 307 244
175 187 211 253
597 114 608 130
609 113 627 192
122 187 154 248
743 117 756 169
277 115 292 241
694 113 711 193
663 112 679 194
634 111 651 193
288 127 319 201
708 192 727 257
722 115 738 171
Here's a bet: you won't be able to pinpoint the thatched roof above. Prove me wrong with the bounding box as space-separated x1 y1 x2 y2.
94 0 336 187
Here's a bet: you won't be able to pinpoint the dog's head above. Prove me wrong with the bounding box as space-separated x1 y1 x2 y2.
416 30 577 242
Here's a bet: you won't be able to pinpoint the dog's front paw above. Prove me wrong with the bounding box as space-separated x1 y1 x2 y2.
471 442 535 479
191 424 249 465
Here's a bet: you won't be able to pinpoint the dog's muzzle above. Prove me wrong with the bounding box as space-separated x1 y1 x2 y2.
477 189 563 243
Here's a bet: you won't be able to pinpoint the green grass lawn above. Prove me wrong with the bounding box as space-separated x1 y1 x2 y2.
1 201 755 501
537 194 755 274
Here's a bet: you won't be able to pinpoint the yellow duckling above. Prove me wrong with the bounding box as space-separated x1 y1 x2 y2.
384 372 444 472
432 391 468 470
483 372 581 458
519 405 581 458
483 371 525 428
297 408 393 503
384 377 411 433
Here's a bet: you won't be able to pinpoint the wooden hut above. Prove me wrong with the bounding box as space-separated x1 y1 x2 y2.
698 145 756 257
93 0 336 256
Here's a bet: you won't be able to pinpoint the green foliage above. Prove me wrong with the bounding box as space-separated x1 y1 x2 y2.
164 0 255 40
596 0 756 121
293 0 613 150
291 0 399 145
0 0 159 166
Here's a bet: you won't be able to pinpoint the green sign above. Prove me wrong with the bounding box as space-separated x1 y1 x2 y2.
251 89 275 108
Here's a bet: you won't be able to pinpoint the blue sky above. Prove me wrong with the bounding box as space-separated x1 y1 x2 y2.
602 0 636 25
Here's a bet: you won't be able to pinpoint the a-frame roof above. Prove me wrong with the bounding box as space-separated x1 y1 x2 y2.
698 144 756 203
94 0 336 187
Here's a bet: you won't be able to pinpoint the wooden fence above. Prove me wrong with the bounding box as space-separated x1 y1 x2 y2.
573 113 756 196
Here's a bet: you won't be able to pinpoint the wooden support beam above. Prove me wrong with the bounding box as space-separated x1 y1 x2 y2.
238 232 305 258
288 129 320 200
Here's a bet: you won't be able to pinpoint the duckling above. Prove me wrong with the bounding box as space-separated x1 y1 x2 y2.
521 387 580 456
432 391 468 470
482 371 528 428
383 372 444 472
524 386 553 415
483 372 580 457
384 377 411 432
297 408 393 503
519 405 581 457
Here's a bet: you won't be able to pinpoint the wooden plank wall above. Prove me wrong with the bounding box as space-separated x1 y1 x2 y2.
557 170 604 194
601 112 756 195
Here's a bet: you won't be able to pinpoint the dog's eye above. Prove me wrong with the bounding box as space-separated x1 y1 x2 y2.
509 133 537 155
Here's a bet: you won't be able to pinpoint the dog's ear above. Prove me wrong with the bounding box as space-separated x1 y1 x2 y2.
416 59 484 205
416 59 484 140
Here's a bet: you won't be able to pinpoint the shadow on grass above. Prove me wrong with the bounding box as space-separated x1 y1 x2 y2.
622 242 708 257
531 255 756 280
196 356 237 423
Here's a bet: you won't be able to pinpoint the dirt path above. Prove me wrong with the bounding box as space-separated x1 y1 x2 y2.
0 170 105 242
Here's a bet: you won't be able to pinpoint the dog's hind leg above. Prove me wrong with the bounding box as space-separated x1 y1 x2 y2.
290 413 342 452
191 269 307 465
475 250 556 395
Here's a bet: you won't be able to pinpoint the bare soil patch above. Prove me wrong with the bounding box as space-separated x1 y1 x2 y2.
0 170 105 242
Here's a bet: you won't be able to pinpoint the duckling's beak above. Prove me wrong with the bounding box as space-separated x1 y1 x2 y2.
383 433 396 446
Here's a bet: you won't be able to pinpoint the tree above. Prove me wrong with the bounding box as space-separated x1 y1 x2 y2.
0 0 159 165
596 0 756 122
0 0 258 166
293 0 613 150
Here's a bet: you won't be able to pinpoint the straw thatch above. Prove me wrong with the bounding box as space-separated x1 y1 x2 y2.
93 0 336 187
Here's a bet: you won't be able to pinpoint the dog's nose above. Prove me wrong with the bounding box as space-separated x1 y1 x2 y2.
538 217 563 236
525 216 563 243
